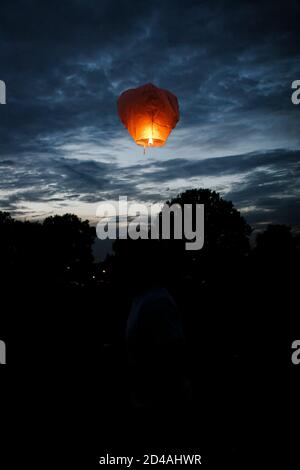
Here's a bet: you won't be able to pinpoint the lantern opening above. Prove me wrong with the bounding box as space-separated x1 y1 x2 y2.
136 137 164 147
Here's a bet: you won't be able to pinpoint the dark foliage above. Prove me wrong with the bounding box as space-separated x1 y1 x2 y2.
1 189 299 464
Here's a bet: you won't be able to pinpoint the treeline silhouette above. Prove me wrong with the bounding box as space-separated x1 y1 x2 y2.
1 189 298 463
1 189 298 289
1 188 298 351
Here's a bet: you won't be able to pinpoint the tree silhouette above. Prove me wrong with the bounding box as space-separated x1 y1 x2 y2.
0 211 16 278
165 189 251 257
43 214 95 281
0 211 96 287
255 224 296 258
111 188 252 300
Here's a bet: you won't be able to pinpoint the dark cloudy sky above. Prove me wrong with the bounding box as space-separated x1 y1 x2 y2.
0 0 299 229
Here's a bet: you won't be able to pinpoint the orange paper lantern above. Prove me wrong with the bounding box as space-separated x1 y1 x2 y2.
117 83 179 148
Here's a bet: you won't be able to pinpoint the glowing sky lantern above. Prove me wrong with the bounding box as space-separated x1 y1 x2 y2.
117 83 179 152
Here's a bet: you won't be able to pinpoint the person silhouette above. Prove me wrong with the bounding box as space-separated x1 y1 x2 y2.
126 284 191 409
114 239 191 409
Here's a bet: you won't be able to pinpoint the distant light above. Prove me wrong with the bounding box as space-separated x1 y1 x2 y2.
102 269 106 273
92 275 95 279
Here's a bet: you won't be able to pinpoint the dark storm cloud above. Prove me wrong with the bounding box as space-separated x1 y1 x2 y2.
1 147 299 229
0 155 118 211
1 0 299 154
122 149 300 227
0 0 300 225
121 149 300 183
